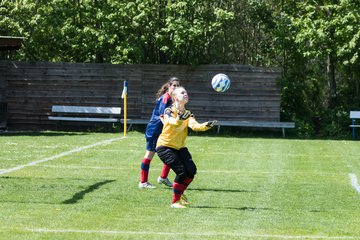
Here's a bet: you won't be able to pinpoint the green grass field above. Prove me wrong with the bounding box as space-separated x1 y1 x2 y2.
1 131 360 239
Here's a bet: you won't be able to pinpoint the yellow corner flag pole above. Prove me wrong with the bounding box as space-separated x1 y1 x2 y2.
121 80 128 137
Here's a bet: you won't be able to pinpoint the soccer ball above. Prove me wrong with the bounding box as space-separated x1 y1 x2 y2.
211 73 231 93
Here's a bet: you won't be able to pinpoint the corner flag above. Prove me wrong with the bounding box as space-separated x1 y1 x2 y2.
121 81 127 136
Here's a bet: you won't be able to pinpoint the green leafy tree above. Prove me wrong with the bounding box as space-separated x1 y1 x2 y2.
1 0 359 136
288 0 360 108
1 0 237 64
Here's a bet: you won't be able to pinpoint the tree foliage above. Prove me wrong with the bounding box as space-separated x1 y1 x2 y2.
1 0 359 137
274 0 360 136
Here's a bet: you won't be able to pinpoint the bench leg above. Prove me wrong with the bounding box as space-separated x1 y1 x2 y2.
282 128 285 137
352 119 356 139
126 123 133 133
217 125 220 134
352 127 355 140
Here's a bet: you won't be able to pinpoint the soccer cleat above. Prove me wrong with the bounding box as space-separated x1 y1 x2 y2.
170 201 187 208
180 194 189 205
138 182 156 189
157 176 172 187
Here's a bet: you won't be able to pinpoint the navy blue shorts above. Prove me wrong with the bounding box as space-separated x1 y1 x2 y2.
146 138 158 152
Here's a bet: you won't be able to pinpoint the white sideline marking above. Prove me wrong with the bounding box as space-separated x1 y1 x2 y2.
349 173 360 194
19 228 360 239
0 137 125 175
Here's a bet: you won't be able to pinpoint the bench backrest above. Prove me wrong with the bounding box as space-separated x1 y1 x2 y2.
52 105 121 115
350 111 360 119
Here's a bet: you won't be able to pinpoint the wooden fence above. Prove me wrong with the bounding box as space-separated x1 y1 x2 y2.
0 61 282 131
0 61 8 128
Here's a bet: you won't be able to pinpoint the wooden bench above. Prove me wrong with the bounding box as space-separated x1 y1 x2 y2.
215 120 295 137
120 118 295 137
48 105 121 123
350 111 360 139
120 119 149 132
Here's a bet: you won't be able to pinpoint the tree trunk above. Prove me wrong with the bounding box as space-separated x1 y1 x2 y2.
158 0 168 64
327 53 337 108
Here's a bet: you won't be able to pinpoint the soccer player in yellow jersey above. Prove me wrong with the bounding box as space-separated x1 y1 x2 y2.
156 87 217 208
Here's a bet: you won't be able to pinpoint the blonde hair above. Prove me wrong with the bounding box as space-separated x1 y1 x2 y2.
171 86 186 103
155 77 180 100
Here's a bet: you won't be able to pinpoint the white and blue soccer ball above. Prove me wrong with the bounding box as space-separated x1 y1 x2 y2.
211 73 231 93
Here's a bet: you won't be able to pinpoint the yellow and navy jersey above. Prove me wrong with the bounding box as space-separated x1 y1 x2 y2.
156 105 211 150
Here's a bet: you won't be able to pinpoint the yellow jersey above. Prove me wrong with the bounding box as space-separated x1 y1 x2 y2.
156 105 211 150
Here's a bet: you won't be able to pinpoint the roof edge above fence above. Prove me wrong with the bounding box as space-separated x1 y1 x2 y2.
0 36 25 51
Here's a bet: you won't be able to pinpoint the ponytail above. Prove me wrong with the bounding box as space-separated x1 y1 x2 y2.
155 77 180 100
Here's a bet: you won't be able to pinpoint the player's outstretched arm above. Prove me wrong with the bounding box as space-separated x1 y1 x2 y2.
188 117 217 131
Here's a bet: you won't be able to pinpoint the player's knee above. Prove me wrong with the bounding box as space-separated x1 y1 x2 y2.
174 171 186 183
187 166 197 178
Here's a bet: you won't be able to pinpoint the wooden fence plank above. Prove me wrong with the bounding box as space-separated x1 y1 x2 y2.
2 61 282 130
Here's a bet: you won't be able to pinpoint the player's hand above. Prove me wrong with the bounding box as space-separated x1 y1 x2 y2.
206 120 217 128
178 110 191 120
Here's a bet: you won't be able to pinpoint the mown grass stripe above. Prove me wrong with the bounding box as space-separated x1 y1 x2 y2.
31 164 348 176
21 228 360 239
0 137 125 175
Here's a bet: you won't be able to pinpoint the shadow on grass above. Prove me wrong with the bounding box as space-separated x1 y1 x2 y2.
62 179 115 204
187 188 258 193
192 205 325 213
190 205 272 211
